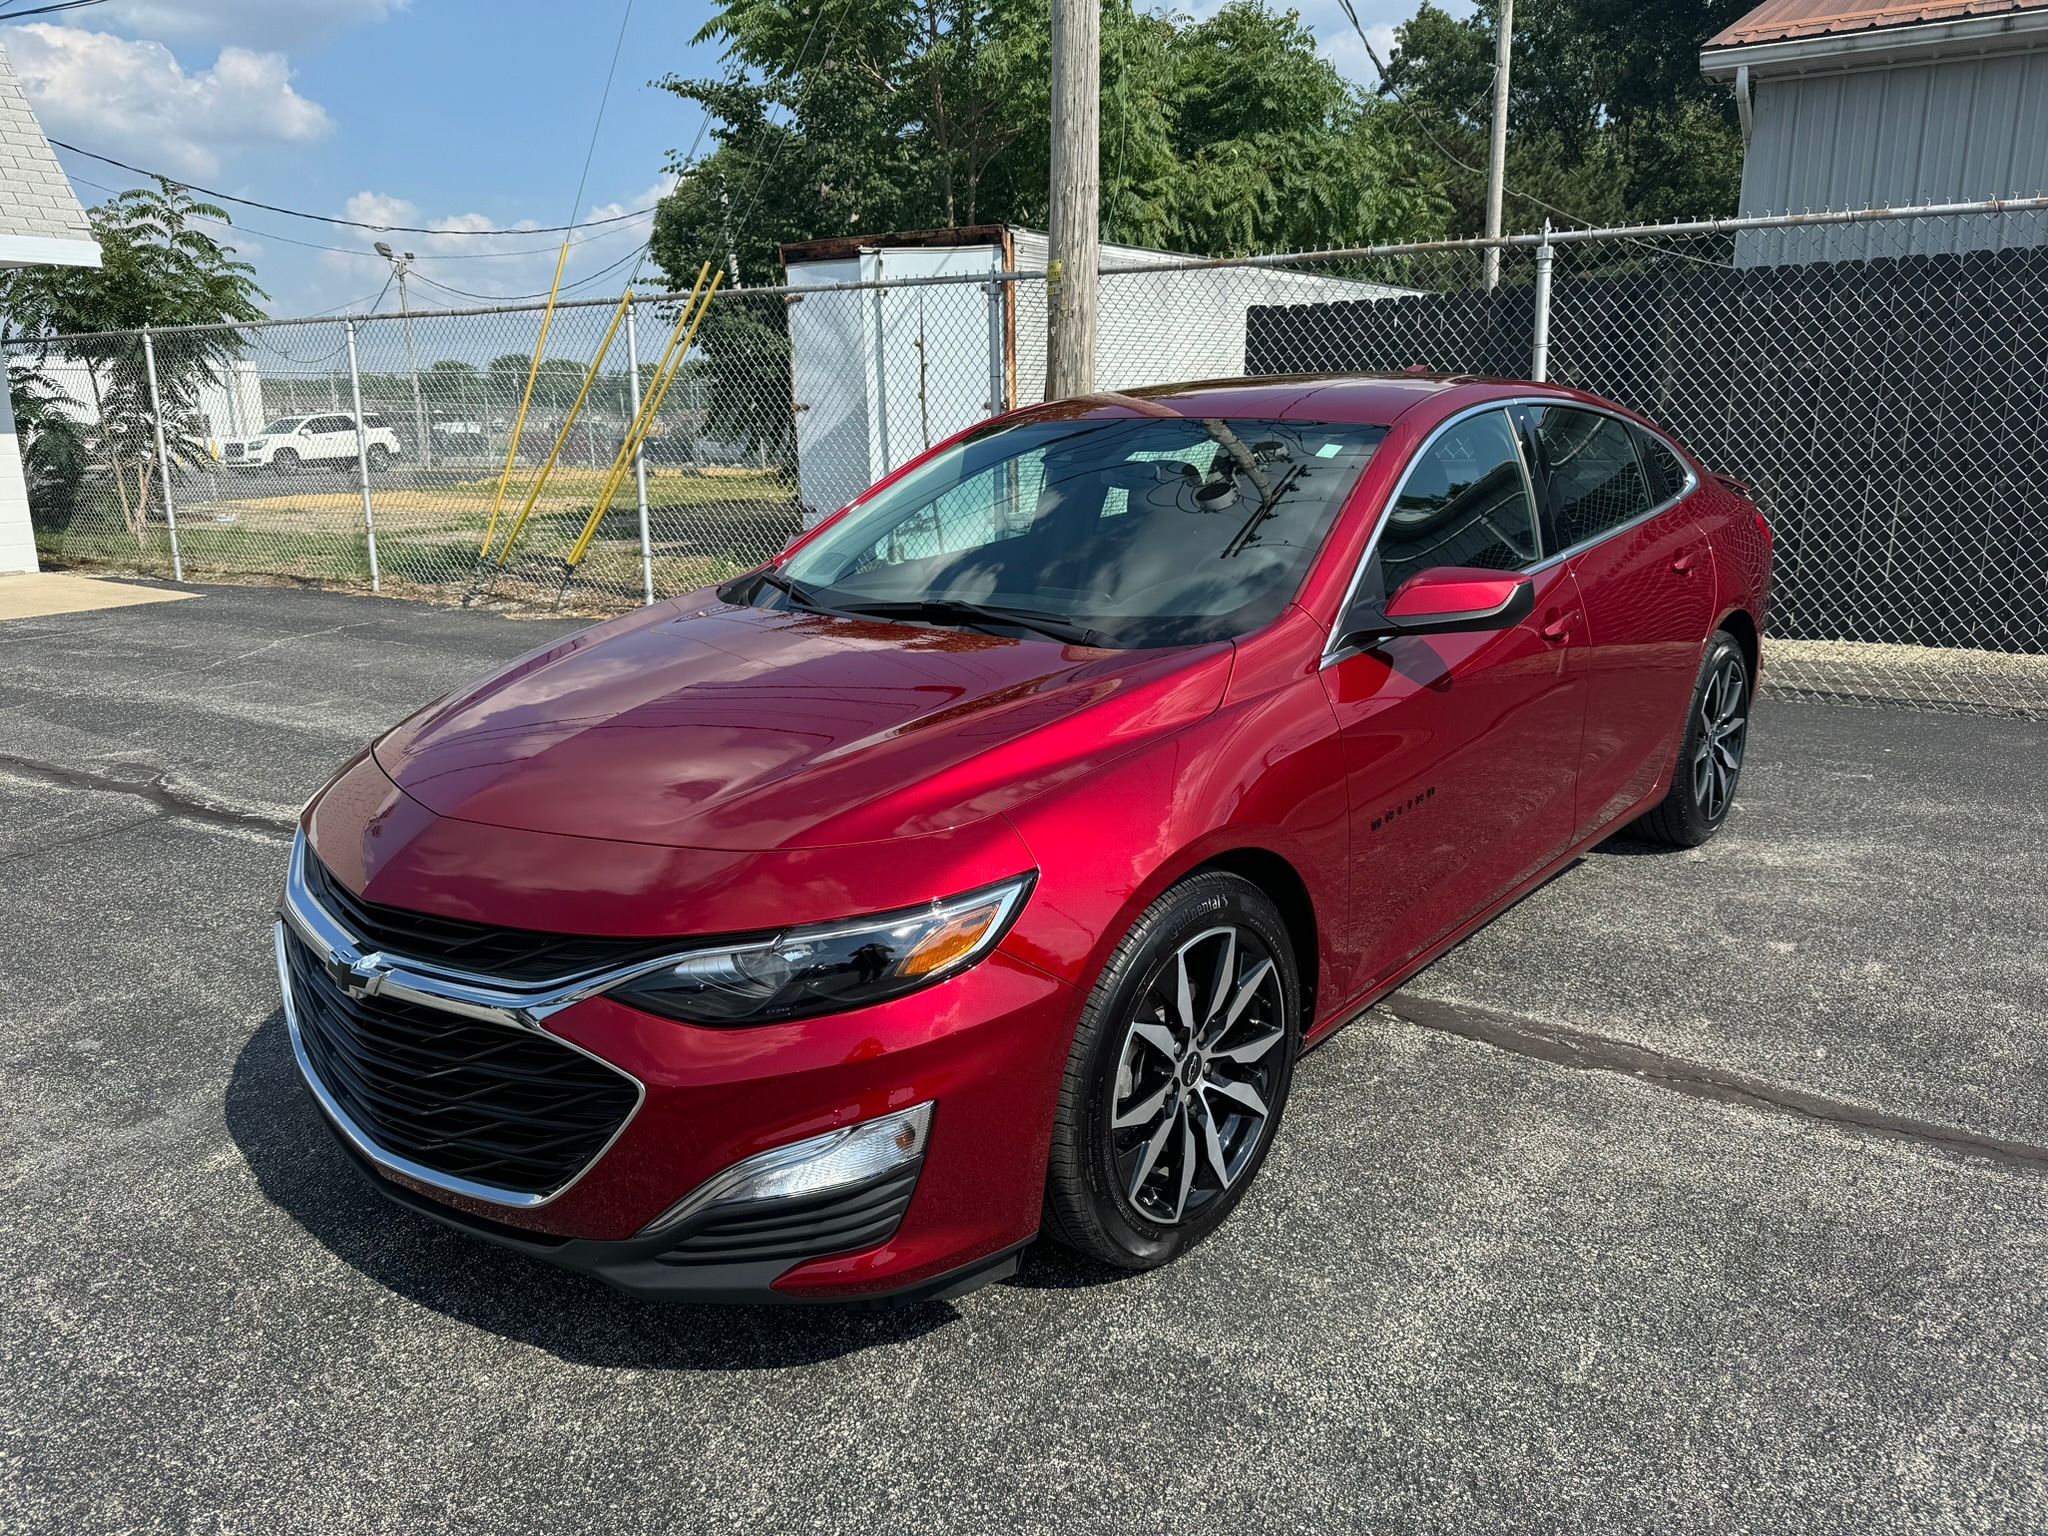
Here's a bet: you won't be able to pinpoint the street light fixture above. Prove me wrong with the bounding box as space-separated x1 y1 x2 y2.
375 241 430 469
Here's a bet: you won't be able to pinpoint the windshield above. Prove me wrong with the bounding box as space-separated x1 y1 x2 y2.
776 416 1386 647
259 419 304 436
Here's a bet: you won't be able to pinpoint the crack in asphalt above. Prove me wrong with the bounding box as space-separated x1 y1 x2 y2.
1383 990 2048 1174
0 753 298 837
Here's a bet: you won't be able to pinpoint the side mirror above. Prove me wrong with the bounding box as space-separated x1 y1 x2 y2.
1337 567 1535 651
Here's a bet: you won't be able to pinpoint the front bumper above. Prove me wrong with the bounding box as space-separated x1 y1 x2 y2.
277 852 1078 1303
325 1124 1027 1304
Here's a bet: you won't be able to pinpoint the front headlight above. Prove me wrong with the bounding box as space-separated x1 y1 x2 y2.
606 874 1035 1026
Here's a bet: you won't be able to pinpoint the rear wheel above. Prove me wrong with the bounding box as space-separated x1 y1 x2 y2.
366 443 393 473
1042 871 1299 1270
1631 630 1750 847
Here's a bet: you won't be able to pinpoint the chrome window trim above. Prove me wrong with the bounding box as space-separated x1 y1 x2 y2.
1321 399 1542 668
274 920 647 1210
1519 403 1701 572
1320 396 1700 666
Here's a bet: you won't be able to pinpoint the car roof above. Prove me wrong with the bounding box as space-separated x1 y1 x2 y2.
1013 374 1579 429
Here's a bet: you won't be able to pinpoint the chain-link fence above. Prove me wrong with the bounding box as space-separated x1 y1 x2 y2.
7 199 2047 713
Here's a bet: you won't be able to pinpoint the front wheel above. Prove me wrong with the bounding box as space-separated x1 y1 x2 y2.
1042 870 1299 1270
271 449 299 475
1631 630 1751 847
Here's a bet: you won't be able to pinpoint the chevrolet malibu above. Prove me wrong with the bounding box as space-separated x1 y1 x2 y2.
278 376 1771 1304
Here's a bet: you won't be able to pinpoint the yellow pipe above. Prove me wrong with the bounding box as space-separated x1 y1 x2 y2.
567 269 724 568
484 289 634 570
556 266 710 544
553 270 714 570
478 237 576 561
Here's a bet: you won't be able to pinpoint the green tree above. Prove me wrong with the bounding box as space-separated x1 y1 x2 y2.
649 0 1447 457
653 0 1442 273
1379 0 1748 235
0 179 264 544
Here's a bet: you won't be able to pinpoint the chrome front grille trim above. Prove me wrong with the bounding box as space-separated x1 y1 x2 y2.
275 832 655 1209
277 831 719 1029
276 923 645 1209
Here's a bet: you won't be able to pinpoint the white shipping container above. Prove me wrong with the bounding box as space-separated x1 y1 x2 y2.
782 226 1399 523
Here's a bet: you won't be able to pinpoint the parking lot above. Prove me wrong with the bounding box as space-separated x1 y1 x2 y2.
3 580 2045 1534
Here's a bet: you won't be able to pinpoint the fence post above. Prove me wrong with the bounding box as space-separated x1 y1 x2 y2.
344 319 381 592
1530 221 1555 383
139 326 184 583
985 276 1007 417
625 295 654 606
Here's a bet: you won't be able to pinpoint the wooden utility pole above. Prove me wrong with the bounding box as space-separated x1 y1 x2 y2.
1046 0 1099 399
1483 0 1512 290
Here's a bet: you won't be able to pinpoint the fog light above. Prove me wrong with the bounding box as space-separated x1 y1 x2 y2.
638 1103 933 1238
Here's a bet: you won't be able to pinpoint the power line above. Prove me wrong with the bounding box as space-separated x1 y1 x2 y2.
406 242 648 304
65 170 650 261
0 0 108 16
49 139 663 236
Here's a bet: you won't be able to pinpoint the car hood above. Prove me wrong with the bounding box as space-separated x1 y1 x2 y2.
373 597 1232 851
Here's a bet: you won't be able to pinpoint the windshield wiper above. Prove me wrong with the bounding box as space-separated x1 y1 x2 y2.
755 567 825 610
833 597 1112 647
1220 461 1306 560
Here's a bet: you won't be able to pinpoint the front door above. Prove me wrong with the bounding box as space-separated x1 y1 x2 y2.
1320 407 1587 988
1523 406 1717 840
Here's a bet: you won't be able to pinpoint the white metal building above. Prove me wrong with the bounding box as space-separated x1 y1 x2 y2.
1701 0 2048 264
0 42 100 573
780 226 1398 522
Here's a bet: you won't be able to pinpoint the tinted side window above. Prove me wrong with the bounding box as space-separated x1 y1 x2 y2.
1378 409 1541 596
1531 407 1652 548
1632 426 1689 505
308 416 348 434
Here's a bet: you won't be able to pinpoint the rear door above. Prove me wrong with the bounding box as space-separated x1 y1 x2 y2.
306 415 355 464
1320 406 1586 986
1523 405 1715 842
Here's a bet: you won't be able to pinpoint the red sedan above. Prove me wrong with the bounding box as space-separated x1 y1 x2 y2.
279 376 1771 1303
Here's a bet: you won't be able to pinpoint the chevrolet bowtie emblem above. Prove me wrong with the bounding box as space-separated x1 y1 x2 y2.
326 950 391 998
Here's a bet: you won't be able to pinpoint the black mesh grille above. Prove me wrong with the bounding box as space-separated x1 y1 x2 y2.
303 849 692 984
657 1167 920 1267
284 929 639 1196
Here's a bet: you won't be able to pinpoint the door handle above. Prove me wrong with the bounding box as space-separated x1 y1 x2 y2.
1672 552 1699 575
1540 611 1576 642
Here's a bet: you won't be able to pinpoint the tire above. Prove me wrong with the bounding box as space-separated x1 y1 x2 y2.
366 444 393 473
271 449 299 475
1042 870 1300 1270
1631 630 1751 847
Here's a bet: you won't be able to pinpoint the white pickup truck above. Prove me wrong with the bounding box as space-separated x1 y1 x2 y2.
222 413 403 473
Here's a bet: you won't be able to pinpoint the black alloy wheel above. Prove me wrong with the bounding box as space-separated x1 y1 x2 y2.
1632 629 1751 847
271 448 300 475
1042 870 1299 1270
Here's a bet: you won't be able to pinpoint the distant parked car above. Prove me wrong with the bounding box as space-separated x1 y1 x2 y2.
223 413 402 473
430 419 487 449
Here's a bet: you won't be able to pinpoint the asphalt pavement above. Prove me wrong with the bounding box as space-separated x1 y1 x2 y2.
2 582 2044 1535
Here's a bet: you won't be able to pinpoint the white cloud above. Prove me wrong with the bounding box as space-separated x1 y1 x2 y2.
101 0 406 51
5 23 331 177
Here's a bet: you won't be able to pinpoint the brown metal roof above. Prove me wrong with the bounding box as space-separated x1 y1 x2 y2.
1705 0 2048 49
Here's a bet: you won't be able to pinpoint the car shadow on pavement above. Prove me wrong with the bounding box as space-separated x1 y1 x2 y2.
1591 832 1689 857
224 1011 963 1370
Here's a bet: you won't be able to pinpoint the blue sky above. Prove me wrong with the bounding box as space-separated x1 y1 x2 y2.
4 0 1460 317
